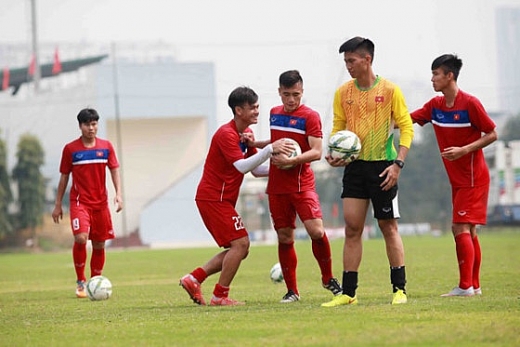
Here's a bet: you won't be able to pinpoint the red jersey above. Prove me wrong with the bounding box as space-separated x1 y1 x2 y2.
59 137 119 208
266 104 322 194
196 120 257 204
411 90 496 187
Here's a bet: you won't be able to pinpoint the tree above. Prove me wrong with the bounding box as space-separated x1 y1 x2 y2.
500 113 520 143
11 134 46 245
0 136 13 240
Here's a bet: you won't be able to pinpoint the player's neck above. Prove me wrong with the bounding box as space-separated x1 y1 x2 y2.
443 85 459 108
81 136 96 148
356 73 378 90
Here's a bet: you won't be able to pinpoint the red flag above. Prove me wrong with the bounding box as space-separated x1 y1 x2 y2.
52 47 62 74
2 67 9 90
28 54 36 76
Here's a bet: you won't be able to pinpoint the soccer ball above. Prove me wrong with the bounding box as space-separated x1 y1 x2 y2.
270 263 284 283
278 138 302 170
328 130 362 163
86 275 112 301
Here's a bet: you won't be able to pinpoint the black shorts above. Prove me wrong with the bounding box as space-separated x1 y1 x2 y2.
341 160 400 220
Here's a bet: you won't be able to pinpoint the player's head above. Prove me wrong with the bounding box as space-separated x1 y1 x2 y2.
228 86 259 116
278 70 304 113
431 54 463 81
279 70 303 89
339 37 375 64
77 108 100 125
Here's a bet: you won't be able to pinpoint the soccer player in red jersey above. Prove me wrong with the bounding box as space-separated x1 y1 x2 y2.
52 108 123 298
180 86 293 306
248 70 342 303
411 54 497 297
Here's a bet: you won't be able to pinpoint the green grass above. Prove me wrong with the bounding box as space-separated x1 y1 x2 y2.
1 230 519 346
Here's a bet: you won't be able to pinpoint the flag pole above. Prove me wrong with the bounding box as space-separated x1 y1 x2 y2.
30 0 41 92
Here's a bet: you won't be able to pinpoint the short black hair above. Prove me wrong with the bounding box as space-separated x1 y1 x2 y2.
279 70 303 88
228 86 258 115
338 36 375 63
77 108 100 124
431 54 463 81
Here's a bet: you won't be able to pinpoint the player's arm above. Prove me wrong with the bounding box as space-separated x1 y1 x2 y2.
251 164 269 177
442 128 498 161
272 135 322 168
234 139 293 174
331 88 347 135
52 173 69 223
241 133 271 149
380 145 409 192
392 87 414 149
326 90 349 167
380 88 414 191
110 168 123 212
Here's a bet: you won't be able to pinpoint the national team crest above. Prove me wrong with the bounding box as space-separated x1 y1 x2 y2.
375 96 384 103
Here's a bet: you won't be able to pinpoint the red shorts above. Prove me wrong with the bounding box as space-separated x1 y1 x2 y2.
196 200 249 248
69 203 115 241
452 185 489 225
268 191 322 230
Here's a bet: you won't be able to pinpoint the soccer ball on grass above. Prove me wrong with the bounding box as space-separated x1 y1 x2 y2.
86 275 112 301
270 263 284 283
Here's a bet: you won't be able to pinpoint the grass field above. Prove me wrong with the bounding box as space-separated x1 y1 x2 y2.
1 230 519 346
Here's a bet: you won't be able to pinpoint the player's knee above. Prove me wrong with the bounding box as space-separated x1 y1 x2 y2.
308 229 325 240
91 241 106 250
276 228 294 243
74 233 88 244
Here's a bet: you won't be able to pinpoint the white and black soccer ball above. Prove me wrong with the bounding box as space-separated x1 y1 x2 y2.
86 275 113 301
270 263 284 283
278 138 302 170
328 130 362 163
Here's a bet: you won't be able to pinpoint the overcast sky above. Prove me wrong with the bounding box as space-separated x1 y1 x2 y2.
1 0 519 138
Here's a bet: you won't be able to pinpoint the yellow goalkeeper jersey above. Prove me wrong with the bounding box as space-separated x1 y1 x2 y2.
332 76 413 161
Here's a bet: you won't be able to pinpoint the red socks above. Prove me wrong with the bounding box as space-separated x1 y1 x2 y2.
311 233 334 284
73 242 87 282
472 235 482 289
191 267 208 284
213 283 230 298
455 233 475 289
90 248 105 277
73 242 108 281
279 242 298 295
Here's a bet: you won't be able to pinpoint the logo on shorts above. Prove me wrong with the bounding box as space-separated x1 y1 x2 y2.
382 207 391 213
457 210 467 216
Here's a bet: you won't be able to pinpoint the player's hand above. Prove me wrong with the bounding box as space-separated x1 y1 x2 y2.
325 154 348 167
114 197 123 212
272 138 295 156
379 164 400 191
51 206 63 224
441 146 466 161
240 132 255 146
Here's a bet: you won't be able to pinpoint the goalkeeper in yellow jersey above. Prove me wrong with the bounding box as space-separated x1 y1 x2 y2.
321 37 414 307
